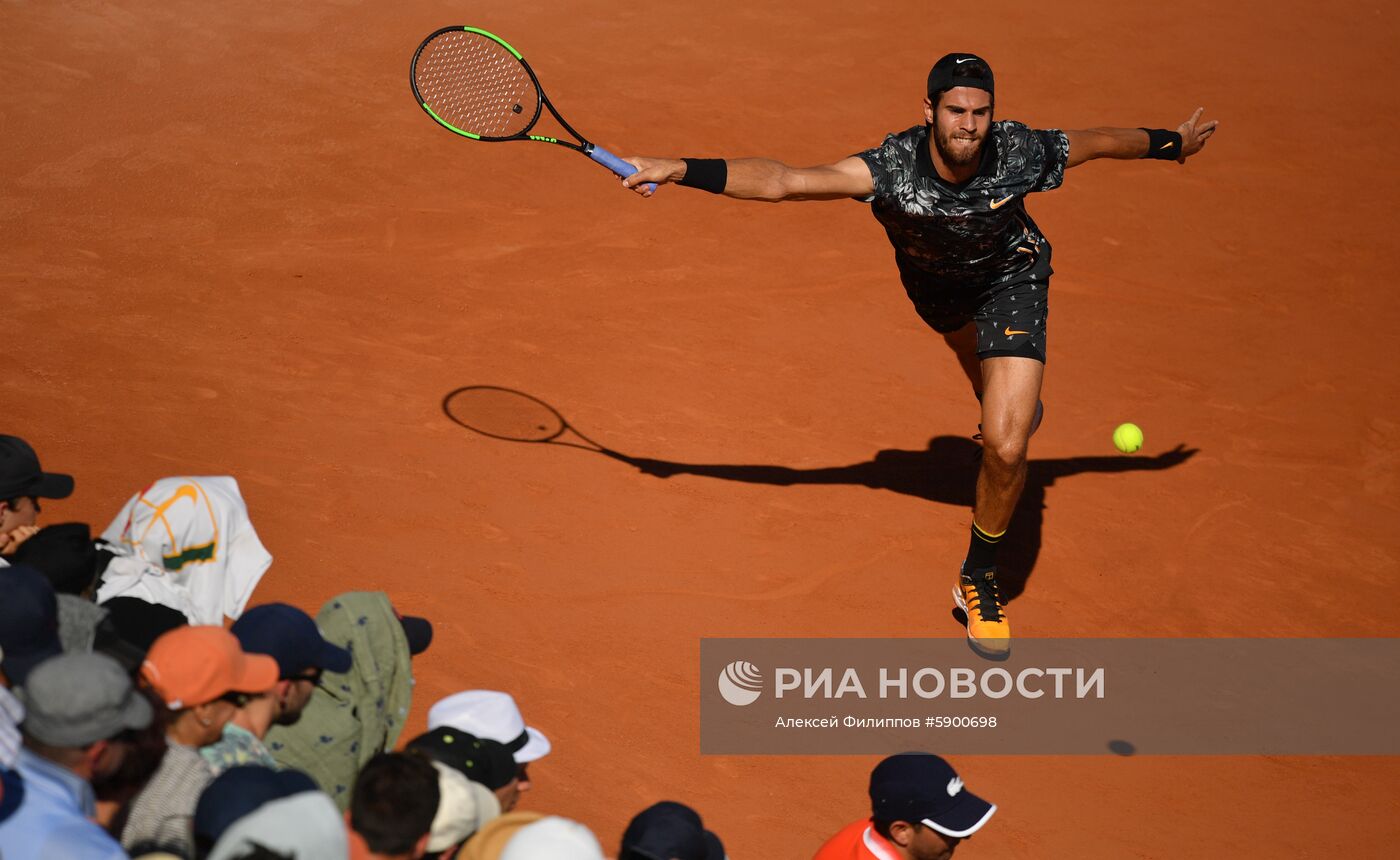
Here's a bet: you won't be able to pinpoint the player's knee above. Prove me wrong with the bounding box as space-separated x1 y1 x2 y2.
983 434 1028 469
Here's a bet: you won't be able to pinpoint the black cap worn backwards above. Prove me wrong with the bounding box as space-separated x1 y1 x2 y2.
0 435 73 501
926 53 994 98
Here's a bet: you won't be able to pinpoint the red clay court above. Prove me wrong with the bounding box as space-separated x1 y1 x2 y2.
5 0 1399 855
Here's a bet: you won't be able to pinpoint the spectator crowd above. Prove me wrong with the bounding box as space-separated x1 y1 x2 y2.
1 433 997 859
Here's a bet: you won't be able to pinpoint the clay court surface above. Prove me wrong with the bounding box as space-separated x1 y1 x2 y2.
5 0 1399 855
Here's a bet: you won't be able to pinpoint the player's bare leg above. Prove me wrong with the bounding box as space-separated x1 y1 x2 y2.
941 323 984 397
952 355 1044 657
974 357 1043 530
942 322 1043 436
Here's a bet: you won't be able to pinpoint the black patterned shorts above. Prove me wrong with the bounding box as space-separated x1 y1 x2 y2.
908 253 1051 363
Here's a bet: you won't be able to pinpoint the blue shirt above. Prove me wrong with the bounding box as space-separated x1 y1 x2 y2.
0 748 128 860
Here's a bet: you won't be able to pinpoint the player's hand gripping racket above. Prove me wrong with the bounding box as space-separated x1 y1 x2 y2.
410 26 655 192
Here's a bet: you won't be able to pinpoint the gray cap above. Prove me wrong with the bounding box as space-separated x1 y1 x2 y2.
17 652 153 747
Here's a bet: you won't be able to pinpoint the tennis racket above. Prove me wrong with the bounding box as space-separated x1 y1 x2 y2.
410 26 655 192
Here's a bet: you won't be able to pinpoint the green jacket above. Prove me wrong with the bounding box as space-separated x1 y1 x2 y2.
265 591 414 809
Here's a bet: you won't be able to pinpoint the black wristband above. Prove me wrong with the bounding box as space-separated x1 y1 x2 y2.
1140 128 1183 160
677 158 727 193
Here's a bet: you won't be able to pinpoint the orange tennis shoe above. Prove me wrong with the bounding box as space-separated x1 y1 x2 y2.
953 568 1010 658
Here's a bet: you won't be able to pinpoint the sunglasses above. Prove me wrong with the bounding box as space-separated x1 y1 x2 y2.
282 668 325 685
218 690 254 708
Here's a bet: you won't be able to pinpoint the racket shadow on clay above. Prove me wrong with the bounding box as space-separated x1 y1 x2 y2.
442 385 637 462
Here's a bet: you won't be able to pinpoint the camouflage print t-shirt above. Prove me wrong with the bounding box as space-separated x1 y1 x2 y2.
854 121 1069 301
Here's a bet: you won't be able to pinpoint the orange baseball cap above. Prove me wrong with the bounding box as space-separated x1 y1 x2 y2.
141 625 279 709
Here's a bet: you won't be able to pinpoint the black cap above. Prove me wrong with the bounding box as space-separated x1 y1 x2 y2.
926 53 994 99
406 727 517 791
97 596 189 654
399 615 433 656
869 753 996 839
620 801 725 860
0 435 73 500
11 523 99 595
231 603 353 677
0 564 64 686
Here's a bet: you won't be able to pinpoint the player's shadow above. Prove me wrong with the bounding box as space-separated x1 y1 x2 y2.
613 438 1196 602
439 385 1195 602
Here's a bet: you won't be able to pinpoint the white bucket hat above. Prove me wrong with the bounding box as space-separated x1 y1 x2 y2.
427 690 551 763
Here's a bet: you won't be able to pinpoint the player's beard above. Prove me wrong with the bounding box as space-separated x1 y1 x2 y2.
934 123 984 168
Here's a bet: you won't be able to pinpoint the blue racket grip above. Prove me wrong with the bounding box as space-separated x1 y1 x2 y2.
589 145 657 193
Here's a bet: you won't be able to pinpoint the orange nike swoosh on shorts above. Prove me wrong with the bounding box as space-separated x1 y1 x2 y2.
1003 327 1030 336
989 195 1015 209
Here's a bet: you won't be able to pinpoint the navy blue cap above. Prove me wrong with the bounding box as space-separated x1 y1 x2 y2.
231 603 352 677
194 765 320 843
0 435 73 500
869 753 996 839
0 766 23 825
0 564 63 686
621 801 725 860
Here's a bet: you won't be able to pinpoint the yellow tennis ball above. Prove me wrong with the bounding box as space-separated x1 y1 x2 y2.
1113 422 1144 454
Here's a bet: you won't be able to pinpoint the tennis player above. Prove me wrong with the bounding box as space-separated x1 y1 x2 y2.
622 53 1217 655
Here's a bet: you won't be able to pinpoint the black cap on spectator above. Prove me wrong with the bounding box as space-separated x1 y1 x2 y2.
399 615 433 656
621 801 725 860
0 435 73 500
12 523 99 595
406 728 517 791
0 564 63 686
99 596 189 654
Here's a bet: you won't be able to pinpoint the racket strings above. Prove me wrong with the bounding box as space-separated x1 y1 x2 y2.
415 32 539 138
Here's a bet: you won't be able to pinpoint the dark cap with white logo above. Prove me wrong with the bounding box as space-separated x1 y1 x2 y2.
926 53 994 99
869 752 996 838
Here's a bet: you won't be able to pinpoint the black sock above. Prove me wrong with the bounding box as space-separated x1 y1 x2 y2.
963 521 1004 574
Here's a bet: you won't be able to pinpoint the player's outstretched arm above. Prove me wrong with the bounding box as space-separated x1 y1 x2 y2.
1065 107 1218 168
619 155 873 201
